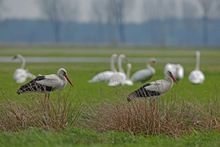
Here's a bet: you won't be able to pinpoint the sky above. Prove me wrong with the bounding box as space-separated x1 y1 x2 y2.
2 0 41 19
2 0 102 22
1 0 207 23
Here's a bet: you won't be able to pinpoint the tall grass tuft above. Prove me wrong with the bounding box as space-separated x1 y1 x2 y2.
0 95 83 132
84 97 220 137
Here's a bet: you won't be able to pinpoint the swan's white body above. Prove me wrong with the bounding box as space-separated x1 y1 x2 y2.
122 63 133 86
164 63 184 81
88 54 117 83
13 69 35 83
13 54 36 83
188 51 205 84
131 58 156 83
108 54 126 86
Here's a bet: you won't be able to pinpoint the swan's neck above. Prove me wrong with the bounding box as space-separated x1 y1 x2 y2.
110 56 117 72
195 52 200 70
147 63 155 74
20 56 26 69
126 64 131 80
118 56 125 73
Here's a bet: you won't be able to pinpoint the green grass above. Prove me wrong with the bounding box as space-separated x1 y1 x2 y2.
1 128 220 146
0 45 220 146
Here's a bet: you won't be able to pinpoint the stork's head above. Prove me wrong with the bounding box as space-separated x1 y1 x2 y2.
167 71 178 84
58 68 73 87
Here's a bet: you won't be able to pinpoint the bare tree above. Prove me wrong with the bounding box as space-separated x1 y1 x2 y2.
91 0 133 44
91 0 107 23
105 0 134 43
143 0 177 21
0 0 4 19
142 0 177 46
90 0 108 42
38 0 78 42
106 0 126 43
198 0 217 45
182 1 198 19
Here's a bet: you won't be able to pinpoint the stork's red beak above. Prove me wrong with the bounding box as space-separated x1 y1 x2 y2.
170 74 178 84
65 75 73 87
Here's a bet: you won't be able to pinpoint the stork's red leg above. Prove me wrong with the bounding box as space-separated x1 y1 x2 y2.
44 94 47 109
47 93 51 110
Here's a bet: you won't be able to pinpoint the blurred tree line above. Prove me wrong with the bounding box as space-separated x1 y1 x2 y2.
0 0 220 46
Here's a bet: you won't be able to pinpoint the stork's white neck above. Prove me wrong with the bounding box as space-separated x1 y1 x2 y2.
57 68 68 83
165 76 174 90
58 73 67 88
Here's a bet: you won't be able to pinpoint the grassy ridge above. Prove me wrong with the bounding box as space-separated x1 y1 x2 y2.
0 45 220 146
1 128 220 147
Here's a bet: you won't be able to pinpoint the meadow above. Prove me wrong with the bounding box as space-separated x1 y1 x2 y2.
0 45 220 146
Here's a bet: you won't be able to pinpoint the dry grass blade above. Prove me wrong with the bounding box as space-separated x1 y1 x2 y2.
84 98 220 137
0 95 82 132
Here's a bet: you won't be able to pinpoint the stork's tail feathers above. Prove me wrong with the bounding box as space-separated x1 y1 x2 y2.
127 92 137 102
17 90 21 95
16 84 32 95
127 87 147 102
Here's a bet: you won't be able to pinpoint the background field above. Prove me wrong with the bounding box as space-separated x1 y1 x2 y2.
0 45 220 146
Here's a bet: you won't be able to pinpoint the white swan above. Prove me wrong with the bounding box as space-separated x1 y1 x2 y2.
13 54 36 83
131 58 156 83
88 54 118 83
108 54 127 86
122 63 133 86
164 63 184 81
188 51 205 84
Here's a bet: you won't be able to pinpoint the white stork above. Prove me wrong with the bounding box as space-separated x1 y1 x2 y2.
88 54 118 83
188 51 205 84
131 58 156 83
121 63 133 86
12 54 36 83
164 63 184 81
108 54 127 86
127 71 178 102
17 68 73 107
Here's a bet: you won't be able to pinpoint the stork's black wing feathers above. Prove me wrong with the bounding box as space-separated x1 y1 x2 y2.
16 75 53 94
127 82 161 102
133 86 161 98
35 75 45 81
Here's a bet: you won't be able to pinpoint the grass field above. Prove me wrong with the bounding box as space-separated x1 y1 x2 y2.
0 45 220 146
